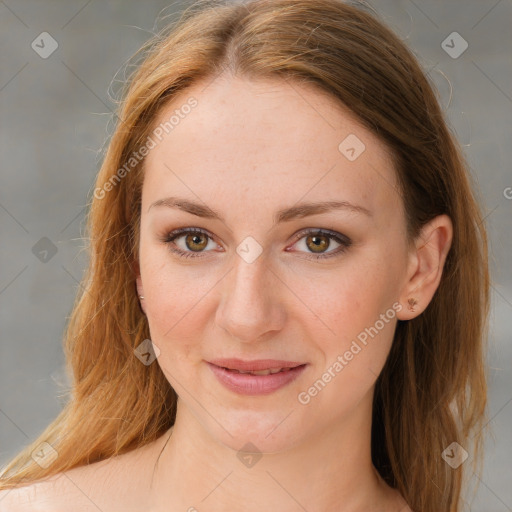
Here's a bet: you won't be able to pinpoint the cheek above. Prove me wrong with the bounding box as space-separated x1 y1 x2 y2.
293 264 400 418
293 252 398 348
139 250 219 363
291 249 402 405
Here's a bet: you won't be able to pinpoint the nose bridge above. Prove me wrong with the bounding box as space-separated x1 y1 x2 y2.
215 252 285 342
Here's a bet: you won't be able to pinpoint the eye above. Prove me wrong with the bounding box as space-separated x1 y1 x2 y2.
161 227 351 260
162 228 219 259
288 228 352 260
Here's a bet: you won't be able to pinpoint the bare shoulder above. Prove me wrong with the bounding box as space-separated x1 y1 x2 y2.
0 431 171 512
0 474 65 512
0 459 115 512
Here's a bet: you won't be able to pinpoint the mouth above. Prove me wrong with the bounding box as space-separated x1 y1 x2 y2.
206 358 308 395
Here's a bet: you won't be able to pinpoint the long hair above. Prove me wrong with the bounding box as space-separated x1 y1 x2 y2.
0 1 489 510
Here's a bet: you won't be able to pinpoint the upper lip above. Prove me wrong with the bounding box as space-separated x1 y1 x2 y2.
208 358 306 371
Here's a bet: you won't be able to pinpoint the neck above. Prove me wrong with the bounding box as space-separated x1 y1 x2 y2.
149 387 401 511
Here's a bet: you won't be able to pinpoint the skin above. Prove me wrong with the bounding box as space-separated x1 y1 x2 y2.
0 74 452 511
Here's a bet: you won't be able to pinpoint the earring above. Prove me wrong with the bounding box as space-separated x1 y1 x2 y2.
139 295 144 300
407 298 418 312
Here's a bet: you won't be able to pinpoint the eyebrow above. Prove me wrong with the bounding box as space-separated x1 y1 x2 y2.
148 197 372 224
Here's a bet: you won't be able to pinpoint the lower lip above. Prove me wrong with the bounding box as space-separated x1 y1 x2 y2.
207 362 307 395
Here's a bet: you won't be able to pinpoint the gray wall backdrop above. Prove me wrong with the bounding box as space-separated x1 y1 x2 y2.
1 0 511 510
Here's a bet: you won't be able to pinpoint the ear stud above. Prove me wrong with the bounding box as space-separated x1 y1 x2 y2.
407 298 418 312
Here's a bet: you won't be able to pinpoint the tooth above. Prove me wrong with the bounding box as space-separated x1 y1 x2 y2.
249 369 272 376
226 367 296 375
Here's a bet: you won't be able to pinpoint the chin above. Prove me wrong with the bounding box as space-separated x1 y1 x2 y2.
205 408 306 454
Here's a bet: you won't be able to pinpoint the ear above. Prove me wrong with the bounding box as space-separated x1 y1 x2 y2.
396 214 453 320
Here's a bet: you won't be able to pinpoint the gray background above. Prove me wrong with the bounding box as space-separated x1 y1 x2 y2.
0 0 511 510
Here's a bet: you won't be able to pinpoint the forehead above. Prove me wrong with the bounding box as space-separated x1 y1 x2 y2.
142 75 400 223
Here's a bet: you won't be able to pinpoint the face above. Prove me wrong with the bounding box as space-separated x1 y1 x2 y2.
136 74 411 452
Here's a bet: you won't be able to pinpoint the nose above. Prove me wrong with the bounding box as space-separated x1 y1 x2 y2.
215 255 287 343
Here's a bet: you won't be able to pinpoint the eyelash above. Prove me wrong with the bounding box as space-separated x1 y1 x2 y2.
161 227 352 261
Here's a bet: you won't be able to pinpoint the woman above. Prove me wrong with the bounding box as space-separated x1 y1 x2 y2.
0 0 489 511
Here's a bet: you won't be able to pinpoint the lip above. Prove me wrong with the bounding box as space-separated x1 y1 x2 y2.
206 359 308 396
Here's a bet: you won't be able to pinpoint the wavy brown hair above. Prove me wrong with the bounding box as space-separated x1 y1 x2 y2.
0 1 489 510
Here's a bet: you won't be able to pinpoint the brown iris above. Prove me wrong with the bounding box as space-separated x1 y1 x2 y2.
185 232 209 252
306 234 329 253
